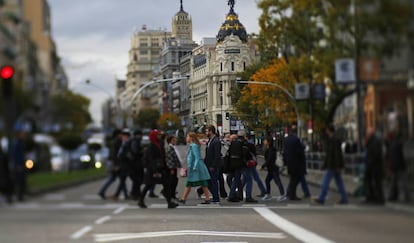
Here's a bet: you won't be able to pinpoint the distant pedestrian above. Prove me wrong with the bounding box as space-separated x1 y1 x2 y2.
178 132 211 204
283 124 306 201
0 145 13 203
109 128 131 201
203 125 223 204
124 129 144 200
387 131 410 202
261 136 285 201
139 129 177 209
98 129 123 200
166 135 182 201
364 127 385 205
10 129 27 201
313 124 348 205
245 134 266 198
227 130 257 203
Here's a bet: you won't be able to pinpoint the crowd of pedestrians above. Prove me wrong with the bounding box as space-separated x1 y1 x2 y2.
1 120 410 208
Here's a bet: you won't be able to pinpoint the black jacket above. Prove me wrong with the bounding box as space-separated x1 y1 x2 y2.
204 136 222 169
283 134 306 176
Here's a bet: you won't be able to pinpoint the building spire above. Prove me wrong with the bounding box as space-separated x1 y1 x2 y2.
180 0 183 11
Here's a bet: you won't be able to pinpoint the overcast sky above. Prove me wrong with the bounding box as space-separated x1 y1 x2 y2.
48 0 262 125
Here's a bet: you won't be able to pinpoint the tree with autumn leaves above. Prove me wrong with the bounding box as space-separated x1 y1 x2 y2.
234 0 412 135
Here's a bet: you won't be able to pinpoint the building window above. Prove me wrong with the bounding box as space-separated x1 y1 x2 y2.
220 63 223 72
231 62 235 71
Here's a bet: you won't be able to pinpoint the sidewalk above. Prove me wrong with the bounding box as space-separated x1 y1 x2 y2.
305 168 414 213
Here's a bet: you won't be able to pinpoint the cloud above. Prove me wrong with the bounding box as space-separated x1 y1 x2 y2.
49 0 262 124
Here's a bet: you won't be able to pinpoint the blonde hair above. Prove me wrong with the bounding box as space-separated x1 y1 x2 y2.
187 132 201 146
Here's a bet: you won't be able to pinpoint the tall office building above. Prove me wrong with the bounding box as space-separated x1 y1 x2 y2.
125 25 171 116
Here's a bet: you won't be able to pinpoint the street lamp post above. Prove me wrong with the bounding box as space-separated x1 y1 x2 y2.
85 80 123 128
127 75 190 127
236 79 301 138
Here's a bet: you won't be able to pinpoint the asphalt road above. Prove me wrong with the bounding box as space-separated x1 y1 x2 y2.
1 145 414 243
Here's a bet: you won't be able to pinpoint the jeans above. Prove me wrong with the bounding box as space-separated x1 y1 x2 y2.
98 171 118 195
265 169 284 196
208 168 220 202
300 176 311 197
252 167 266 195
242 167 254 199
318 169 348 203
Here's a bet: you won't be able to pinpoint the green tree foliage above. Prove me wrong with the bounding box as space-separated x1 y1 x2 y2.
50 90 92 134
252 0 412 127
134 108 160 129
56 133 83 151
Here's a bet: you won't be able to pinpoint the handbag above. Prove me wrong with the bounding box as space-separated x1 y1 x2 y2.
246 159 257 168
179 167 187 177
246 152 257 168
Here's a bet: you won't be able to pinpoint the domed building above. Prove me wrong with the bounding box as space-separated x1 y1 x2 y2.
189 0 259 135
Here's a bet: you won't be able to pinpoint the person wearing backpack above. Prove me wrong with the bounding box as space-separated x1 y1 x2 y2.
98 129 124 200
227 130 258 203
126 130 144 201
109 129 131 201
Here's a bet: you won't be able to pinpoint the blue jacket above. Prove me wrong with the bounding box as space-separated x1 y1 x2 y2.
187 143 211 182
11 138 25 170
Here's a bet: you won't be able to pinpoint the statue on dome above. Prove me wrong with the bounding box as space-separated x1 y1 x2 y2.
228 0 235 11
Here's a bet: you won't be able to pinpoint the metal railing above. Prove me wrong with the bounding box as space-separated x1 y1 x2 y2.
305 152 364 177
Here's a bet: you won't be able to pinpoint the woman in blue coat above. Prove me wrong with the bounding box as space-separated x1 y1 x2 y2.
178 132 211 204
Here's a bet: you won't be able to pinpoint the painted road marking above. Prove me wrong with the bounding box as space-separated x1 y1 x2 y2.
95 215 111 225
94 230 286 242
254 207 335 243
113 206 126 215
43 193 65 201
70 225 93 240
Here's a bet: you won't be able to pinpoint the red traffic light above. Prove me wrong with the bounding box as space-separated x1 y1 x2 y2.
1 65 14 79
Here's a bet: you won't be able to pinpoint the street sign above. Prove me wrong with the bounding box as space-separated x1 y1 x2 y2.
295 83 309 100
335 58 355 83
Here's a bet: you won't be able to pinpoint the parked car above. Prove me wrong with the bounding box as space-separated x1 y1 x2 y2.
50 145 69 172
69 144 93 170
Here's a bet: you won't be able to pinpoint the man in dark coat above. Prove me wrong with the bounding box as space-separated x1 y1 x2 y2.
203 125 223 204
283 124 306 200
313 124 348 204
364 127 385 205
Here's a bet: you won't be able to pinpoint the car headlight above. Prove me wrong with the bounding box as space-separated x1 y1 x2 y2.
25 160 34 170
80 154 91 162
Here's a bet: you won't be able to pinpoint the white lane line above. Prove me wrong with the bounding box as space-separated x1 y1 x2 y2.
113 206 126 215
94 230 286 242
254 207 335 243
95 215 111 225
43 193 65 201
70 225 93 240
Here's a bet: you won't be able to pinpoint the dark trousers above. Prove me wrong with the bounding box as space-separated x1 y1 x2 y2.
140 172 172 204
129 167 144 200
208 168 220 202
286 174 302 200
13 169 26 201
99 171 118 195
167 169 179 199
265 169 284 196
114 165 129 198
365 167 384 203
